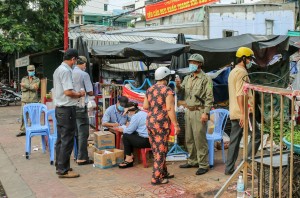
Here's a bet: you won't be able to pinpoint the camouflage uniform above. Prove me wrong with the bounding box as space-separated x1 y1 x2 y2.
177 71 214 169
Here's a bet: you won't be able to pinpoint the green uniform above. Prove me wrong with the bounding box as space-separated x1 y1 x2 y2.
20 76 40 131
177 71 214 169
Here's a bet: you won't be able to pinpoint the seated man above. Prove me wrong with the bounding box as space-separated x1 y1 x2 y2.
102 96 129 130
117 102 150 169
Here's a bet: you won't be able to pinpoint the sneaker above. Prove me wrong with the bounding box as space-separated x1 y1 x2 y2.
16 131 26 137
58 171 80 178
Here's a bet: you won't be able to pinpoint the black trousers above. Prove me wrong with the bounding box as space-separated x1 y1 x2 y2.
123 133 151 156
55 106 76 174
225 114 261 173
75 107 90 161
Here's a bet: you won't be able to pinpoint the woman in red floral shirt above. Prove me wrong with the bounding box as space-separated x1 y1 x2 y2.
143 67 180 185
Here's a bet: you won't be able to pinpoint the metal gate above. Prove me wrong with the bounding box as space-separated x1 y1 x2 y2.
215 83 300 198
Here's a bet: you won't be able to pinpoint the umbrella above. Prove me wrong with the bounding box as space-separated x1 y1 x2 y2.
170 33 189 70
74 36 93 82
91 38 190 70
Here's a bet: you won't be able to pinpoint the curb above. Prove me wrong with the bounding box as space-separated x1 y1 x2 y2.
0 144 35 198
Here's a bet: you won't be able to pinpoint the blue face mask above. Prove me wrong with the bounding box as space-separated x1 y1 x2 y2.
117 105 124 112
189 64 198 73
246 61 253 69
28 71 35 76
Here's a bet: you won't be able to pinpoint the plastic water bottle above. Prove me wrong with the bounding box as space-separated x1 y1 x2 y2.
79 88 85 108
237 175 245 198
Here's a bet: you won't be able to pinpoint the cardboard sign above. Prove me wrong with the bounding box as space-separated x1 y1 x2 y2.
94 131 115 150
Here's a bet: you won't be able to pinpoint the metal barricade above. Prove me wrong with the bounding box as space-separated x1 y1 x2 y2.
215 83 300 198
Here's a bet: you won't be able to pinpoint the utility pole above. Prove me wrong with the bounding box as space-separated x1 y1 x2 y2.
64 0 69 51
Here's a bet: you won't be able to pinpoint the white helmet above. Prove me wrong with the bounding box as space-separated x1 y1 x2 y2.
155 66 175 80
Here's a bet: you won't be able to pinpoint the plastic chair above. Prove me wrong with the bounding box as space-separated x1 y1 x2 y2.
206 109 229 168
24 103 49 159
137 148 152 168
47 109 57 165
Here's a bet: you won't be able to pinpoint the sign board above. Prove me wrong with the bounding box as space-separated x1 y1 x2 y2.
15 55 30 68
145 0 218 21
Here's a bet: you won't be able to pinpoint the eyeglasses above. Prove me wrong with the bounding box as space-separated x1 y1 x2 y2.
28 70 34 72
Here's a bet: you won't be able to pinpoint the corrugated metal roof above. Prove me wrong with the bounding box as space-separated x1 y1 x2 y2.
102 61 169 72
69 32 176 52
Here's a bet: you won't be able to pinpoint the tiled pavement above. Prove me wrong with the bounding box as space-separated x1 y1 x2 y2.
0 106 238 198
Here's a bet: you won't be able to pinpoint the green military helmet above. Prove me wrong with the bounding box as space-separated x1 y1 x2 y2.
78 56 87 64
27 65 35 71
188 54 204 64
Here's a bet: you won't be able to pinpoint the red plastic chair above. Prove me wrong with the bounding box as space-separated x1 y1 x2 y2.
137 148 152 168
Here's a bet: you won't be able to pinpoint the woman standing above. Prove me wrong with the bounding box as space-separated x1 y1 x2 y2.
143 67 180 185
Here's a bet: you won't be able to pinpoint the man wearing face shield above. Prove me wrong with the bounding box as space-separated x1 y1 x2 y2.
225 47 261 175
176 54 214 175
102 96 129 130
16 65 40 137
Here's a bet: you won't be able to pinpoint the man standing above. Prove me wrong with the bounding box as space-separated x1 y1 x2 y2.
225 47 261 175
72 56 94 165
53 49 85 178
16 65 40 137
176 54 214 175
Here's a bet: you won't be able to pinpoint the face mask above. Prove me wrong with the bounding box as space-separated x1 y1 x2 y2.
117 105 124 112
189 64 198 73
246 61 253 69
28 71 35 76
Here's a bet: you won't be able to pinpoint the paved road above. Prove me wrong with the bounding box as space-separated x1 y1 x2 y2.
0 106 236 198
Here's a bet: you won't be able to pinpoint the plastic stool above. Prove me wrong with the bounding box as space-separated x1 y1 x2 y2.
137 148 152 168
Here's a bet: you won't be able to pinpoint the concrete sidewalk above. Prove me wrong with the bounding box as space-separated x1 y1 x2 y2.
0 106 236 198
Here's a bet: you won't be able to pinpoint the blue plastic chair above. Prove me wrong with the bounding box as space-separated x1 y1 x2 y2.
24 103 49 159
46 109 57 165
47 109 78 165
206 109 229 168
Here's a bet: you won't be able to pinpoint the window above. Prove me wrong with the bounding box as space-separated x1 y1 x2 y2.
266 20 274 35
223 30 239 38
104 4 108 11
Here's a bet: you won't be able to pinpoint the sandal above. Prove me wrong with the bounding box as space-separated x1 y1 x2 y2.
151 178 169 186
118 160 133 169
77 159 94 166
163 172 175 179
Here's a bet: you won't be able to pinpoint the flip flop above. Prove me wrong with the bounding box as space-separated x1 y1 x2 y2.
77 159 94 165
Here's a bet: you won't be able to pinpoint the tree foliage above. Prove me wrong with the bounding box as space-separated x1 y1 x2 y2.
0 0 86 54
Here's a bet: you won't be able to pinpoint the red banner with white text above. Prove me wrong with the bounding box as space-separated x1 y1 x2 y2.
145 0 218 21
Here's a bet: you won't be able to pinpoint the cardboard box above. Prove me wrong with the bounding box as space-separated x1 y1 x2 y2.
93 149 124 169
94 131 115 149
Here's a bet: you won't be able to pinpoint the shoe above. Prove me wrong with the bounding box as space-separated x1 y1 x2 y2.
56 168 73 174
179 163 198 168
118 161 133 169
77 159 94 166
151 178 169 186
16 132 26 137
58 171 80 178
225 170 234 175
196 168 209 175
163 172 175 179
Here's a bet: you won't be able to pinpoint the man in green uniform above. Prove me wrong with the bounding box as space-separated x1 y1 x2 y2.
16 65 40 137
176 54 214 175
